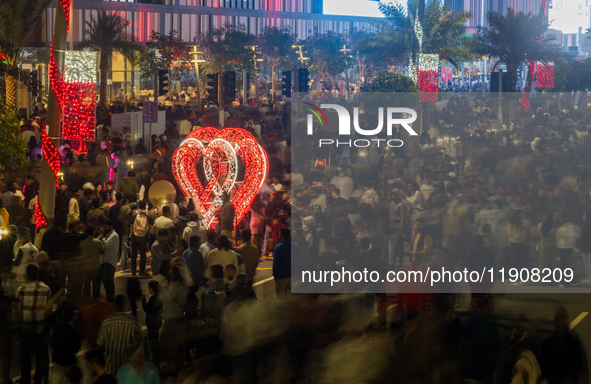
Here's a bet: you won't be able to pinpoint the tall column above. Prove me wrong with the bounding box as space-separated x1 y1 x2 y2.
42 0 69 227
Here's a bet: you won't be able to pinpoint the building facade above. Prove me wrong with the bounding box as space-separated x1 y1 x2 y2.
41 0 379 47
451 0 545 29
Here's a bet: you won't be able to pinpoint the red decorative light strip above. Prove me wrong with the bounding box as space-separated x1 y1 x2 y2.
172 127 269 230
418 70 438 102
59 0 72 34
41 129 61 186
50 0 96 143
522 0 549 112
522 61 536 112
35 201 48 230
49 44 97 141
536 63 554 88
62 81 96 140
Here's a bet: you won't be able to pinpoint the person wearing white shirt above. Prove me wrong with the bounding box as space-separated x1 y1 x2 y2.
13 229 39 284
420 176 435 202
271 176 283 192
182 213 206 248
155 207 175 230
330 173 342 191
68 188 81 226
340 169 355 200
179 119 193 137
100 220 119 302
291 166 304 189
555 214 582 283
162 194 179 219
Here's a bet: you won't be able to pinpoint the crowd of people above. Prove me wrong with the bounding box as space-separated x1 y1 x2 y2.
0 90 591 384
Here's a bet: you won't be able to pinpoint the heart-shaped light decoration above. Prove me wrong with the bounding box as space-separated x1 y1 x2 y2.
172 127 268 230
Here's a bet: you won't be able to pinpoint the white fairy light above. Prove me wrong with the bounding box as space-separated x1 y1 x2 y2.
63 51 98 83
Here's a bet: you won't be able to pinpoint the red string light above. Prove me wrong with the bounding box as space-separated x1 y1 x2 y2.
172 127 269 230
536 63 554 88
35 201 48 230
49 15 97 142
522 61 537 112
41 129 61 186
61 81 96 140
59 0 72 34
418 70 438 102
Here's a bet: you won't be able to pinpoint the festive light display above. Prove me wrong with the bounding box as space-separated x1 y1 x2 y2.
50 0 97 142
49 50 97 141
407 12 439 102
416 54 439 102
41 130 62 186
172 127 268 230
536 63 554 88
413 10 424 50
59 0 73 33
522 60 536 112
61 81 97 140
35 201 48 230
418 70 438 102
63 51 97 82
522 0 548 111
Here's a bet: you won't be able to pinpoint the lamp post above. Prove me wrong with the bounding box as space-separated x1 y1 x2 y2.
190 44 205 112
292 45 309 93
340 44 352 100
246 46 262 108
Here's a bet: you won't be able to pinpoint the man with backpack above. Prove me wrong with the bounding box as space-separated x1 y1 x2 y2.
128 201 154 277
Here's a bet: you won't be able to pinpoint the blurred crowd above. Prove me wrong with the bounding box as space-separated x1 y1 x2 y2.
1 92 591 384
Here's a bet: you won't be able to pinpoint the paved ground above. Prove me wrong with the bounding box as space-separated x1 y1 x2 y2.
6 257 276 382
7 257 591 382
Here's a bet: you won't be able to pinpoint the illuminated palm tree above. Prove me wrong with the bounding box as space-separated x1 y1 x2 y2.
355 0 476 71
477 8 566 91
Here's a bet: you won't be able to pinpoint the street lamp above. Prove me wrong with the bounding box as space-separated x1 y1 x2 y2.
340 44 353 100
190 43 205 112
127 159 134 169
246 45 262 107
292 45 309 63
292 45 309 94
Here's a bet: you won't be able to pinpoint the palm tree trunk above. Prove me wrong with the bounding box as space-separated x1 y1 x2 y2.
508 63 519 92
5 75 17 106
271 63 275 102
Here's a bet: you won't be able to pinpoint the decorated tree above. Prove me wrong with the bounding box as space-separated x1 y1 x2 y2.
257 26 300 95
198 23 258 75
76 11 137 104
140 30 190 77
137 30 191 97
303 30 354 90
0 97 28 169
355 0 476 76
0 0 51 106
477 8 566 91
